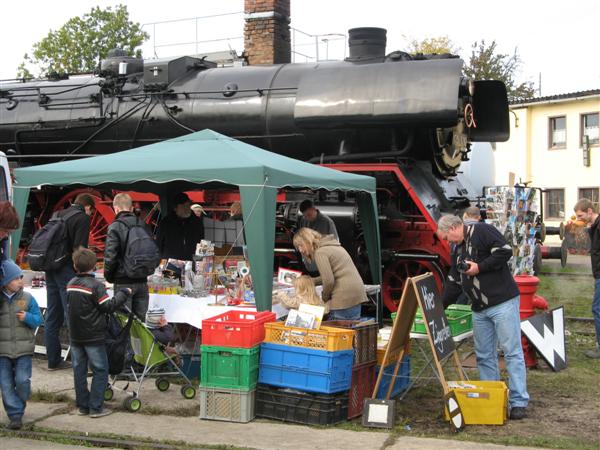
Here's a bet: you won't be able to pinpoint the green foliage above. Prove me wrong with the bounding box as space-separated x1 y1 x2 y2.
463 40 535 102
408 36 460 55
17 4 148 78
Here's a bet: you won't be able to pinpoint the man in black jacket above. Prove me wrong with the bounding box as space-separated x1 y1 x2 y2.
67 247 131 418
155 193 204 261
45 193 95 371
574 198 600 358
437 214 529 420
104 193 151 320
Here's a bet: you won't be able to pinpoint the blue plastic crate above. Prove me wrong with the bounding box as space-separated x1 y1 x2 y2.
259 342 354 394
375 355 411 399
180 354 201 380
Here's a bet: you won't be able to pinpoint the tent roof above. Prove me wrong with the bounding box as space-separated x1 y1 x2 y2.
13 129 375 193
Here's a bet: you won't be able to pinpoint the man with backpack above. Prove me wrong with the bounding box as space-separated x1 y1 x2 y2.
36 193 95 371
103 193 160 320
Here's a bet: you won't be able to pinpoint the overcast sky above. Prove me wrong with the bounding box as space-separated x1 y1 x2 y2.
1 0 598 96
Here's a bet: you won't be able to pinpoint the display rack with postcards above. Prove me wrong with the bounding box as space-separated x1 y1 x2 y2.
483 186 540 275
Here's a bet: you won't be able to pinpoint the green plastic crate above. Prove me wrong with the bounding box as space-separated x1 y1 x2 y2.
201 345 260 390
410 308 472 336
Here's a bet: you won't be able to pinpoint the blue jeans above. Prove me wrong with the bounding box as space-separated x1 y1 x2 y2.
593 278 600 348
472 296 529 409
71 343 109 413
0 355 32 420
329 303 362 320
45 264 75 367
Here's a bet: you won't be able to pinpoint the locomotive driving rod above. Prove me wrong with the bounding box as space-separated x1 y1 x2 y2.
388 252 440 261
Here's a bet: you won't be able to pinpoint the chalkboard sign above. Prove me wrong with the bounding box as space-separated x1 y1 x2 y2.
413 274 455 361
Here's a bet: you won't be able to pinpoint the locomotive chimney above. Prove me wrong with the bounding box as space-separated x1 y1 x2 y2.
244 0 291 65
347 27 387 60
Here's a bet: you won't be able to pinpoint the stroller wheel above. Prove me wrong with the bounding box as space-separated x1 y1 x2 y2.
124 396 142 412
181 384 196 399
104 387 114 401
155 377 170 392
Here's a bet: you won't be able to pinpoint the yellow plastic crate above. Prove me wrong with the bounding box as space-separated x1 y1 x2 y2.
263 322 354 351
444 380 508 425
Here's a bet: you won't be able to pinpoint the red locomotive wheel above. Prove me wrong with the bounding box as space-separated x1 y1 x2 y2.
52 189 115 256
382 258 445 312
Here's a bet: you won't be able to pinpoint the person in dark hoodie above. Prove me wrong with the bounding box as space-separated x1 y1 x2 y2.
436 214 529 420
155 193 204 261
45 193 95 371
104 193 155 320
293 228 366 320
0 260 43 430
67 247 131 418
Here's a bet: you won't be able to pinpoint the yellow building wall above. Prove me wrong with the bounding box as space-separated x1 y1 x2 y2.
495 95 600 224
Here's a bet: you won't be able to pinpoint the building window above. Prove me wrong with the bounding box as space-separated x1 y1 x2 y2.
549 116 566 149
581 113 599 146
578 187 599 210
545 189 565 219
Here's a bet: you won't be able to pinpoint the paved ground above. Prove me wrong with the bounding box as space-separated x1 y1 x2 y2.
0 358 550 449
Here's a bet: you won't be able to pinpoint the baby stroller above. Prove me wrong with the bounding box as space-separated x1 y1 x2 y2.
105 308 196 412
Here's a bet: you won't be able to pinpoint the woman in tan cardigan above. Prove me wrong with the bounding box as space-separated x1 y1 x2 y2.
293 228 366 320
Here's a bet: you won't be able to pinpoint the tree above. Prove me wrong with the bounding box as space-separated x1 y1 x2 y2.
408 36 460 55
17 4 149 78
463 40 535 102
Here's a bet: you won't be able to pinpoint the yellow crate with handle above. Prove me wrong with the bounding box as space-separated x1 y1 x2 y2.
444 380 508 425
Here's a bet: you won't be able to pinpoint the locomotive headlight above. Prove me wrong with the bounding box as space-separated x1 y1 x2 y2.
460 78 476 97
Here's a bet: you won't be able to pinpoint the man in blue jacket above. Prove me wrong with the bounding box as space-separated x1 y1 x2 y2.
437 214 529 420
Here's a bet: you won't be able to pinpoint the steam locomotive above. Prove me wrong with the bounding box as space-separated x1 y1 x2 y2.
0 28 510 311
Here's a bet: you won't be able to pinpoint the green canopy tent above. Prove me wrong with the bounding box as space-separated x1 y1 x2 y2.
11 129 381 314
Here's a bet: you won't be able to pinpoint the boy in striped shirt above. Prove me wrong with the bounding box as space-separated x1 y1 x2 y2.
67 247 131 418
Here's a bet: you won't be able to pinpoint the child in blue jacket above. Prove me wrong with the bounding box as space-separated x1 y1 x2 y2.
0 259 43 430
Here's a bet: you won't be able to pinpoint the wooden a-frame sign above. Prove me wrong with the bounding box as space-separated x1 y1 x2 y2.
372 273 466 399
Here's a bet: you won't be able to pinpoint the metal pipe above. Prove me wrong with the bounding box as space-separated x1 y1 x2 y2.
388 252 440 261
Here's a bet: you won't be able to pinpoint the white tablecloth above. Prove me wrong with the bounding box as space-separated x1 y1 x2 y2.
25 287 287 329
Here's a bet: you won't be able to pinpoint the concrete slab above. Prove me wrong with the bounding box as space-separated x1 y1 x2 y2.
0 402 65 426
0 437 114 449
30 357 195 414
38 413 390 450
387 436 542 450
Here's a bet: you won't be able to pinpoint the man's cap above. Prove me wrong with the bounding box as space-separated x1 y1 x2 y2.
172 193 191 206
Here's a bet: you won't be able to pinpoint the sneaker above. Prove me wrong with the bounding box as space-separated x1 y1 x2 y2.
584 348 600 359
89 408 113 418
510 407 527 420
72 408 89 416
7 418 22 430
47 361 72 371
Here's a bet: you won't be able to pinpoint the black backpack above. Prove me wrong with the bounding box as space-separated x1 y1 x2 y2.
106 312 134 375
118 218 161 279
27 208 81 271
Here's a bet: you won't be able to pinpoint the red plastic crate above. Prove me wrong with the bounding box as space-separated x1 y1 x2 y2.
348 361 376 419
202 311 276 348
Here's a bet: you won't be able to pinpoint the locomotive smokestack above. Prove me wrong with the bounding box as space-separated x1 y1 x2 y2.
244 0 291 65
347 27 387 60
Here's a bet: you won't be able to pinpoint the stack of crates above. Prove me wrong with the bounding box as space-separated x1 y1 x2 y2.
322 320 378 419
256 322 355 425
199 310 275 422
